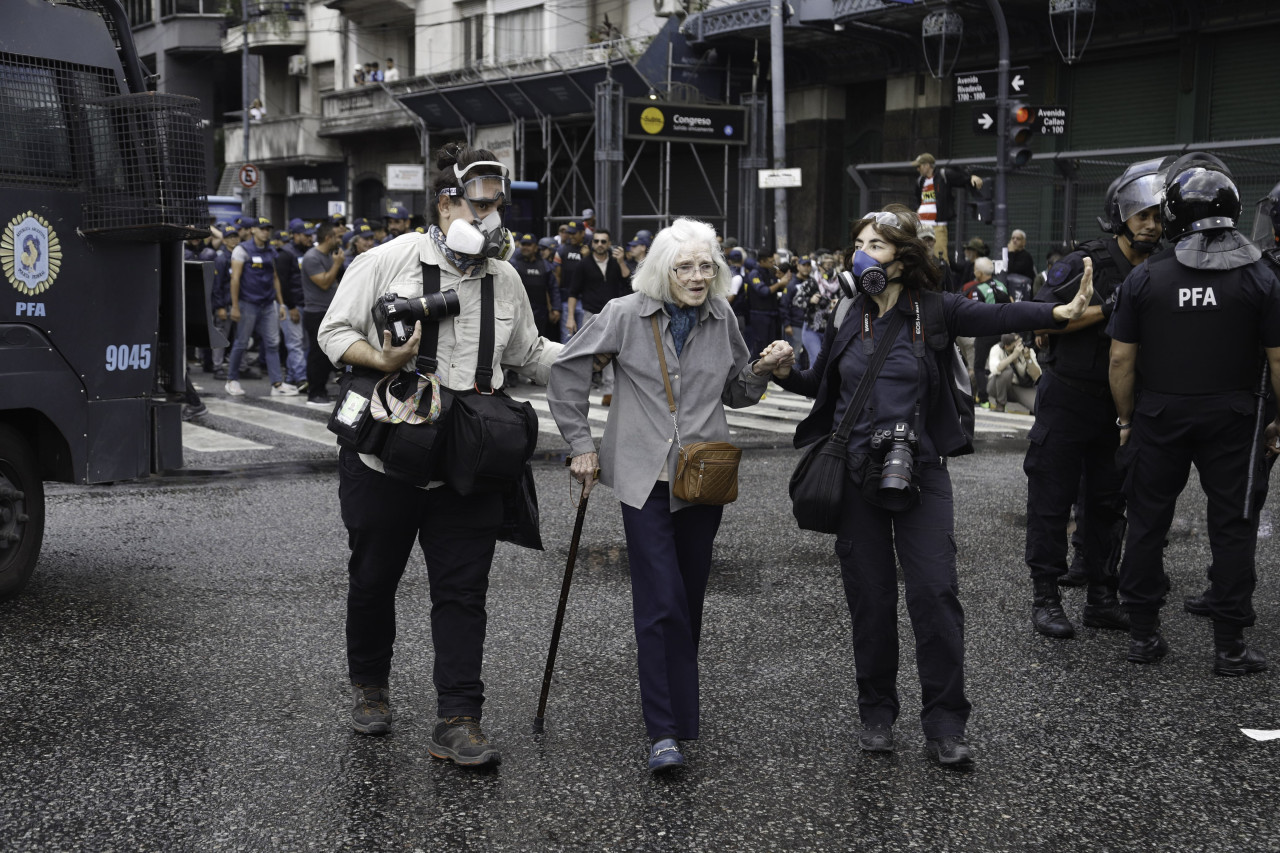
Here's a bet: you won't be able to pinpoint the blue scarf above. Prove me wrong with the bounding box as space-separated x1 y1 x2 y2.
665 302 699 357
429 224 486 278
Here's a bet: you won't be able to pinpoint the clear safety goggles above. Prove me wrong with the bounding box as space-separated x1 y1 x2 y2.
1116 173 1164 224
862 211 901 228
451 160 510 206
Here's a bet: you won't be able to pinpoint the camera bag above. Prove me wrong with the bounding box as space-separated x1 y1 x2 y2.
789 308 905 532
649 315 742 505
374 262 455 486
438 273 539 495
328 364 394 455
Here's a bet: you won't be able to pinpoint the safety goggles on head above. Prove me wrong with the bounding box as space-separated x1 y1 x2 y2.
451 160 510 207
862 211 901 228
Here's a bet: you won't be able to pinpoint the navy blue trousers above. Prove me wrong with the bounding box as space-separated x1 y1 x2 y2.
835 463 970 740
338 448 503 718
1023 371 1125 585
619 483 723 741
1119 392 1262 628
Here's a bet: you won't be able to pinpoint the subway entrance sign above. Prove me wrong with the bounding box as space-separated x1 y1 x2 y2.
625 100 747 146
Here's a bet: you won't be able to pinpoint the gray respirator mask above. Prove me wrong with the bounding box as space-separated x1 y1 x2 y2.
442 161 510 258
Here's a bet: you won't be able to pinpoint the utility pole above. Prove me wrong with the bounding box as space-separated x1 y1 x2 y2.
769 0 788 250
987 0 1009 251
241 0 253 217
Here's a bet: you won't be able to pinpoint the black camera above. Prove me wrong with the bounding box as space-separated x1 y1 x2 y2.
870 422 918 494
371 291 461 346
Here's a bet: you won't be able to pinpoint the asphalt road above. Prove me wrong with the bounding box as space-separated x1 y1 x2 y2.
3 385 1279 851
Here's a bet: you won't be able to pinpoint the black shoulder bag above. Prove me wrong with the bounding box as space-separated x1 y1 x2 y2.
438 275 540 495
788 307 906 534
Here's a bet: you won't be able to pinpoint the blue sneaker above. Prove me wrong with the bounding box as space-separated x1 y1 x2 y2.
647 738 685 773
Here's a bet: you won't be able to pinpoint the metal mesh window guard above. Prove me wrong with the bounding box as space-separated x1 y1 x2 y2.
81 93 209 241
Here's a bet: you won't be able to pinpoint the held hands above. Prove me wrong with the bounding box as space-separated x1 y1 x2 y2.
1052 257 1094 323
569 451 600 498
755 340 795 378
378 320 422 372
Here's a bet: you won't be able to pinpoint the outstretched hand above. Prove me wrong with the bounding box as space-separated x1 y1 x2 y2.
1052 257 1094 322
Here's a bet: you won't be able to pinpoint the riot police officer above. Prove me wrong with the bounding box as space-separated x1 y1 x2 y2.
745 249 787 355
1108 157 1280 673
1023 158 1169 639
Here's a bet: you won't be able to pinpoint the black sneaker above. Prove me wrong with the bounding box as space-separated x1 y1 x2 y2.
428 716 501 767
306 395 334 409
858 724 894 753
181 403 208 421
351 684 393 735
926 735 974 769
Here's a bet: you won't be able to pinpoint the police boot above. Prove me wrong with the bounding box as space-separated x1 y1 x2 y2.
1032 579 1076 639
1213 623 1268 677
1126 614 1168 664
1058 552 1088 588
1082 583 1129 631
1183 587 1212 617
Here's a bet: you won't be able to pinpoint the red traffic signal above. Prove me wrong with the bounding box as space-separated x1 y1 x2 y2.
1006 101 1036 168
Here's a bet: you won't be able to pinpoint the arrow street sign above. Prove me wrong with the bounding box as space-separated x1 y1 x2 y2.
954 67 1033 103
972 107 996 134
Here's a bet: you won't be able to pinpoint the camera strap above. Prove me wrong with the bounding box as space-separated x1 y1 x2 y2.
835 306 906 445
474 273 498 393
417 262 443 375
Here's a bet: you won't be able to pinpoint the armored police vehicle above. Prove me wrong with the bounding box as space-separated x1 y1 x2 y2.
0 0 210 598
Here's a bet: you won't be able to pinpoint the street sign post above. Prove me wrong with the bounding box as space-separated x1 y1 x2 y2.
1037 106 1068 135
954 67 1032 103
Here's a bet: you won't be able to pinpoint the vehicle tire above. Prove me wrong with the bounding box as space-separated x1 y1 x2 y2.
0 424 44 600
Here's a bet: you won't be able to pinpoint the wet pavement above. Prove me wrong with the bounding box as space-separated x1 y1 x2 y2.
3 443 1280 851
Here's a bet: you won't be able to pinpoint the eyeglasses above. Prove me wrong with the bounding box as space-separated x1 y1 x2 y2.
672 262 717 280
862 211 901 228
591 239 610 244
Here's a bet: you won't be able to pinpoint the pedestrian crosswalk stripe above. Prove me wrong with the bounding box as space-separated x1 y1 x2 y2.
182 421 271 452
197 398 338 448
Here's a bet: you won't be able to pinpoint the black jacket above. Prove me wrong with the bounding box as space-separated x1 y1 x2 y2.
567 254 629 314
781 289 1059 457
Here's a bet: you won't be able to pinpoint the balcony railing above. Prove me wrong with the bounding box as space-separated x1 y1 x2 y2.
223 114 342 165
319 84 418 137
221 2 307 54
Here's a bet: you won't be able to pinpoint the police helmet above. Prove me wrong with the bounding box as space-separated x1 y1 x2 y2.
1161 164 1242 241
1099 157 1171 235
1249 180 1280 247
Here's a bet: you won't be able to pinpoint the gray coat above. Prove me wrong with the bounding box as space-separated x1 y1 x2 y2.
549 291 769 511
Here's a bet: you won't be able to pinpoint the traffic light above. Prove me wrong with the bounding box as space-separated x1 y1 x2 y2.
1006 101 1036 169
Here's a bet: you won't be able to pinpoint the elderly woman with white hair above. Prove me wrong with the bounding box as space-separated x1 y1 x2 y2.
548 217 793 773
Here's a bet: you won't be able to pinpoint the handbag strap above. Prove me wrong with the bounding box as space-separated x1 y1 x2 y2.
650 313 685 451
833 306 906 443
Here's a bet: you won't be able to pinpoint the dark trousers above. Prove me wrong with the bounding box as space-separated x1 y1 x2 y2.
338 449 503 717
619 483 723 741
303 312 331 400
835 464 970 740
1119 392 1262 628
746 311 780 358
1023 372 1125 585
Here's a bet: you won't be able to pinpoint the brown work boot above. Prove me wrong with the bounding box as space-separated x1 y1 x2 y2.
428 716 502 767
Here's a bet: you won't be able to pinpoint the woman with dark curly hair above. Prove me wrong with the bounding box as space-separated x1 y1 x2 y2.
769 203 1093 769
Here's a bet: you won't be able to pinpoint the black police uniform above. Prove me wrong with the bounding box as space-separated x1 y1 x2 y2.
509 252 556 337
1023 238 1133 634
745 266 782 356
1108 247 1280 636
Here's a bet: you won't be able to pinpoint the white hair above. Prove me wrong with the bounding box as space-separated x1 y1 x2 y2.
1011 229 1027 239
631 218 732 303
974 256 995 277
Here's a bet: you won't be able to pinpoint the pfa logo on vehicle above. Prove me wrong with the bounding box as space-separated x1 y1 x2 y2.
3 211 62 296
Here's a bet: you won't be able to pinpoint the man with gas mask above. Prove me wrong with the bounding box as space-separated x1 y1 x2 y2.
1109 156 1280 673
1022 158 1169 641
318 143 561 766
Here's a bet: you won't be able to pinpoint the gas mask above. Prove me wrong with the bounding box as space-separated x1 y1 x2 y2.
441 160 511 259
838 250 892 297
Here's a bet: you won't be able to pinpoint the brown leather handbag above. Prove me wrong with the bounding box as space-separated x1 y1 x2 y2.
650 315 742 505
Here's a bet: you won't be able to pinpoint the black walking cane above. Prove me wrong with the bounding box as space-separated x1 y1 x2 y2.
533 466 596 734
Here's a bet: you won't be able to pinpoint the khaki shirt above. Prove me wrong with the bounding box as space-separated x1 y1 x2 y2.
548 291 768 511
319 231 561 475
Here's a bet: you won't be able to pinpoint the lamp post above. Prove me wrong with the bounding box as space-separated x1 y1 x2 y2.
921 5 963 80
987 0 1010 251
769 0 788 250
1049 0 1095 65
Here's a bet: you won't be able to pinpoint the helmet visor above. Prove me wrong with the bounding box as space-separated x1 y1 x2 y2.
1250 198 1277 246
1116 173 1163 224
